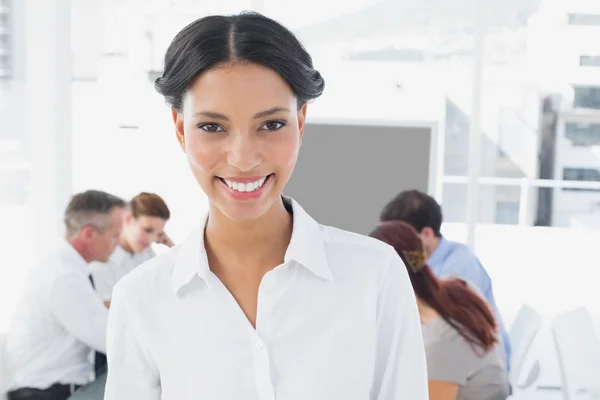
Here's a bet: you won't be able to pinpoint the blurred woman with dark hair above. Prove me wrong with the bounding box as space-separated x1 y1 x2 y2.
370 220 509 400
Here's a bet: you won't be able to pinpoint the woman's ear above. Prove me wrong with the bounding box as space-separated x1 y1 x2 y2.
172 109 186 152
123 211 135 225
298 103 308 146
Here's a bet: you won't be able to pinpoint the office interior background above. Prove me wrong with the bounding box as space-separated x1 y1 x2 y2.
2 0 600 395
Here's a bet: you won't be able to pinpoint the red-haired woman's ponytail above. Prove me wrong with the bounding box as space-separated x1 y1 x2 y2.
370 220 498 352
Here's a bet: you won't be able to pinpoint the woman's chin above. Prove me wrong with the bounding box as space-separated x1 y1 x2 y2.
133 244 148 253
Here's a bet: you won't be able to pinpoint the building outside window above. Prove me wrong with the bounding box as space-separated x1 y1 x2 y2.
568 13 600 26
573 86 600 110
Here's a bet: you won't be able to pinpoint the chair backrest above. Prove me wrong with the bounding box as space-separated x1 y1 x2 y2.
520 359 541 392
508 304 543 388
0 333 8 400
552 307 600 400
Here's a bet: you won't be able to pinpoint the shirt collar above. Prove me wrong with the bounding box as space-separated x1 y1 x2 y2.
282 197 333 282
60 239 89 269
427 235 451 269
171 197 333 294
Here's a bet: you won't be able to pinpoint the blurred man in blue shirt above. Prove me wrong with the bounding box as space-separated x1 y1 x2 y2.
380 190 511 370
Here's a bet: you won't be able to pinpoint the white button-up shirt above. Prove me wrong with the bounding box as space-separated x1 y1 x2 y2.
104 199 428 400
90 245 155 301
6 241 109 390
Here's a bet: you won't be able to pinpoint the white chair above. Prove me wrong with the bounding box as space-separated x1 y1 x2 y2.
508 304 543 391
552 307 600 400
0 333 8 400
508 360 542 399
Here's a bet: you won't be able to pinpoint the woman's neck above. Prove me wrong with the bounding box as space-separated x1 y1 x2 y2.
119 236 133 254
417 298 440 324
205 199 293 272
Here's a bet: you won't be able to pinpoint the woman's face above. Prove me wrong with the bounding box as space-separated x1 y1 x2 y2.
123 213 168 253
173 63 307 222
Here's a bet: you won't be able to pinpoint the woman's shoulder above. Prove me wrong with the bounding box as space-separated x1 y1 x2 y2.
423 318 505 367
318 224 400 269
423 318 481 357
422 318 459 344
289 197 396 262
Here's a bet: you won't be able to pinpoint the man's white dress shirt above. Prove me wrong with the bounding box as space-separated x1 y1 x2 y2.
104 199 428 400
90 245 155 301
5 241 109 390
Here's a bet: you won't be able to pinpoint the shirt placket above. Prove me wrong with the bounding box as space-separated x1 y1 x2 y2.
252 268 280 400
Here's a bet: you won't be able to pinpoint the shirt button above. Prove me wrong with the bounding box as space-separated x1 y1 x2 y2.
255 340 265 350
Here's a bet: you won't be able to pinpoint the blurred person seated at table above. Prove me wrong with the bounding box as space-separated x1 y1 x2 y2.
90 192 173 307
380 189 511 369
370 220 510 400
5 190 125 400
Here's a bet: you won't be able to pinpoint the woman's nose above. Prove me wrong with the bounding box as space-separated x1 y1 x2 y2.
226 133 261 172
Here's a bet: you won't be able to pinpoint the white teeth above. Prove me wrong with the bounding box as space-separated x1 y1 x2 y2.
223 176 268 193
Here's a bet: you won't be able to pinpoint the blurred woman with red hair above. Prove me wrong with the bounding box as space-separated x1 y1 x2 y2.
370 220 509 400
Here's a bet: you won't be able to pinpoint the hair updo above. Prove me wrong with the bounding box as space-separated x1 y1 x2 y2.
154 11 325 112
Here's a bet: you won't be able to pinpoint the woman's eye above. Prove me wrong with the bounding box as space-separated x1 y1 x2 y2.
260 121 286 131
198 123 224 133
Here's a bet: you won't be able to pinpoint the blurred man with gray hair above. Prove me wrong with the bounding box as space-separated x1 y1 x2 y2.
6 190 125 400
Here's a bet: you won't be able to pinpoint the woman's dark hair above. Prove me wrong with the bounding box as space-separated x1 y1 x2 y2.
369 220 498 352
154 12 325 112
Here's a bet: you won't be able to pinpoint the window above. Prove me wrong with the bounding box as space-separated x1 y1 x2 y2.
495 201 519 225
562 168 600 191
580 55 600 67
568 13 600 26
573 86 600 110
0 54 9 78
565 122 600 146
0 0 9 79
347 48 426 62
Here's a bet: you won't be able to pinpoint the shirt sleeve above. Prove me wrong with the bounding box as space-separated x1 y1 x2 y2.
371 248 429 400
47 272 109 353
104 281 161 400
425 329 480 385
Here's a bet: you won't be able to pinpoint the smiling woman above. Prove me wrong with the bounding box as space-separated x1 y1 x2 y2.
172 62 305 221
104 11 428 400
